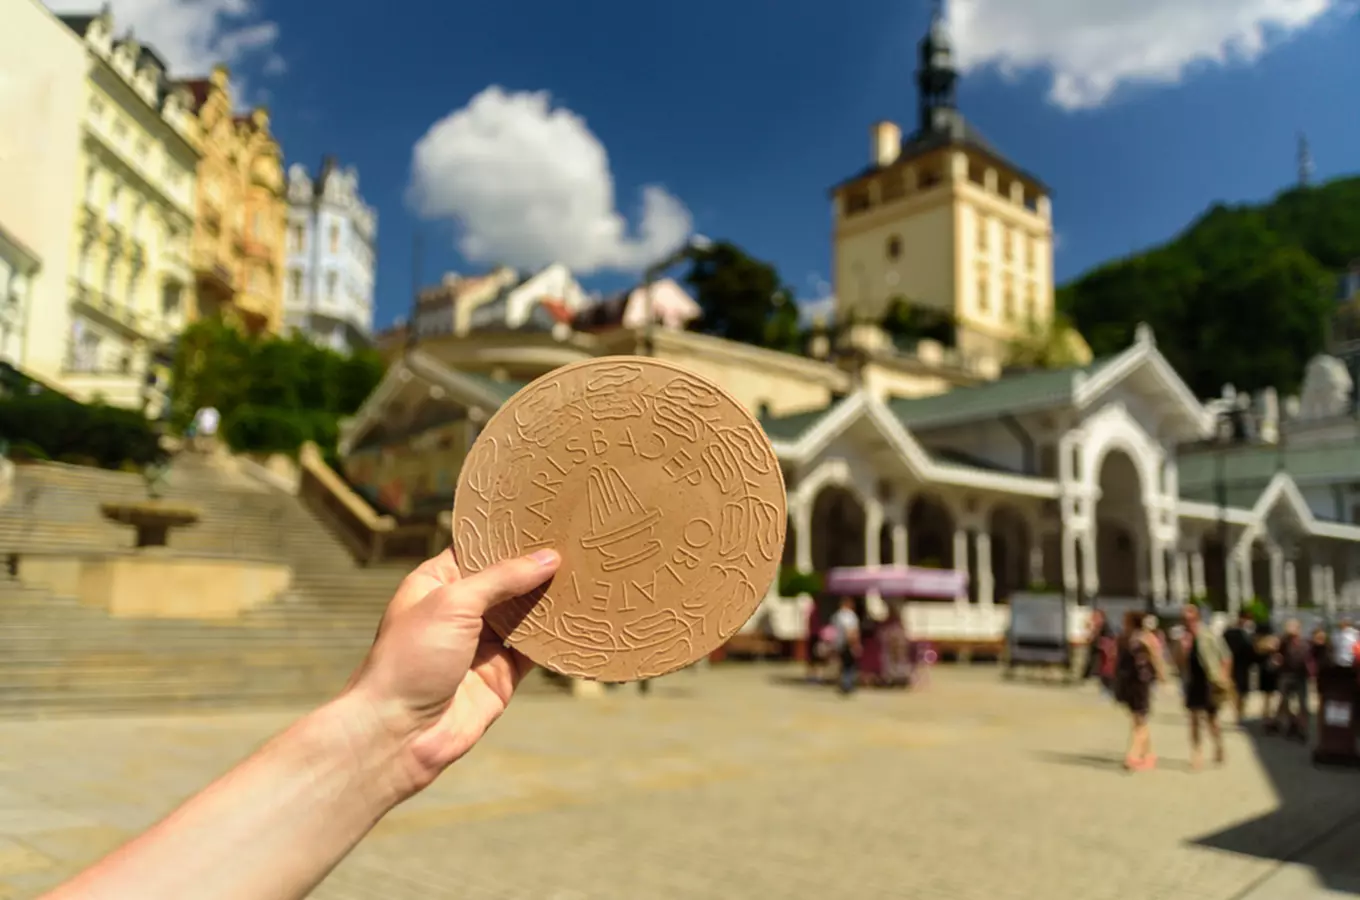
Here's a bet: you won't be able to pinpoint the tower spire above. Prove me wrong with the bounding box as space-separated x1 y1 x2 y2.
917 0 958 136
1297 132 1314 187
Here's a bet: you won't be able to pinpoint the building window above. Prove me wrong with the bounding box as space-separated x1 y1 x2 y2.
886 235 902 260
976 274 990 313
106 183 121 224
290 225 304 252
976 214 988 250
289 269 303 302
162 283 182 317
112 119 128 142
89 96 105 118
845 189 870 215
1002 283 1015 321
1025 283 1038 321
83 165 98 205
329 225 340 253
1003 227 1014 262
326 271 337 299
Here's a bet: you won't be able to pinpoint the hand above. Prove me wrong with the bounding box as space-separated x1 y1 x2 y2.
343 546 561 797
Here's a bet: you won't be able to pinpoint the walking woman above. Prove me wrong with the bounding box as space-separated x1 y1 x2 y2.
1176 604 1233 769
1114 610 1166 772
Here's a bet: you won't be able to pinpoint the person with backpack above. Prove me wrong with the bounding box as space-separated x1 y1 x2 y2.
1273 618 1311 741
1083 609 1117 697
1222 610 1258 724
1114 610 1167 771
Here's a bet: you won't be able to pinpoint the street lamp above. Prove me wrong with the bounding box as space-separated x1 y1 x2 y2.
642 234 711 358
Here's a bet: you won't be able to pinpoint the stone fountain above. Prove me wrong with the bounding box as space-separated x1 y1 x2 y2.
98 460 200 549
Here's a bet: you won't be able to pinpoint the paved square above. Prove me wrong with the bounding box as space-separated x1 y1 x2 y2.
0 665 1358 899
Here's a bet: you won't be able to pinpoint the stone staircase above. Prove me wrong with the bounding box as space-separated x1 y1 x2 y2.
0 455 415 716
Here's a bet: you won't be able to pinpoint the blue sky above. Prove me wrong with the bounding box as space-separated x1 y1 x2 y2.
55 1 1360 329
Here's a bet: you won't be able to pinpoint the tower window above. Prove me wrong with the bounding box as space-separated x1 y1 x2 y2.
1003 228 1014 262
845 189 871 215
976 214 988 250
976 274 990 313
886 235 902 260
881 172 905 202
1003 285 1015 321
1026 236 1036 270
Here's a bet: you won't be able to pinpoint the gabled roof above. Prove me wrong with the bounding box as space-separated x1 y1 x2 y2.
885 325 1209 441
769 391 1060 499
887 360 1112 431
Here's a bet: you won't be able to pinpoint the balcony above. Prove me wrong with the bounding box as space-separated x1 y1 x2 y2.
193 250 237 297
69 280 151 341
242 238 274 265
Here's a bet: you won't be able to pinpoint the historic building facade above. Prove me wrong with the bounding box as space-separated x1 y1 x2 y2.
180 66 286 336
333 10 1360 650
0 0 87 381
285 158 377 352
831 7 1057 365
53 8 202 414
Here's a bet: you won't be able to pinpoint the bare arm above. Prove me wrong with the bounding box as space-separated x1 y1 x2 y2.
45 695 407 900
42 548 560 900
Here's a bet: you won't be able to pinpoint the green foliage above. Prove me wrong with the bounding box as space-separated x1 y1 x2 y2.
778 567 823 598
0 391 165 469
170 319 384 457
1005 313 1086 371
683 240 802 353
1060 176 1359 396
879 296 957 347
1242 598 1271 625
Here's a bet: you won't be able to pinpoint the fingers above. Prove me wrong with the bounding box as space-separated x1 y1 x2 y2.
391 546 463 612
456 549 561 616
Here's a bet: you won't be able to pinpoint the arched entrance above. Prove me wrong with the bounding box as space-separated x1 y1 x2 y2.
1096 449 1145 599
811 487 866 572
907 494 955 570
989 505 1031 603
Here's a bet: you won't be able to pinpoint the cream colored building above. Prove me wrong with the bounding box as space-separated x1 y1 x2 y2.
831 9 1055 364
53 8 202 414
180 66 287 335
0 0 87 381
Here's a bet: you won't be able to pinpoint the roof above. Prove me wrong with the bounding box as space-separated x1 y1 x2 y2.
832 114 1050 195
758 404 839 442
886 358 1115 431
456 371 527 405
1178 444 1360 499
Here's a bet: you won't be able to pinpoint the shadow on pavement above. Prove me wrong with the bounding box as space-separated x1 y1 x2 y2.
1033 749 1197 773
1189 717 1360 895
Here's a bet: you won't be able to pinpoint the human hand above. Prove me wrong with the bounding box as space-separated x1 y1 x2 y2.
343 545 560 797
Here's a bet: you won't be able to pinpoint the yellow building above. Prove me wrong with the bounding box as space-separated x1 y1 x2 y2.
179 66 287 335
831 8 1056 363
56 9 203 414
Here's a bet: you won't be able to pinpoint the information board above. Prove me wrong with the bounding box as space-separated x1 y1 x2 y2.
1094 596 1149 634
1008 593 1070 666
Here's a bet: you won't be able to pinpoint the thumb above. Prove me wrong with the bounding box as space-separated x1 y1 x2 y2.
456 549 561 616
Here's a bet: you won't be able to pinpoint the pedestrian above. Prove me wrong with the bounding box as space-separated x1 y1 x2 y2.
1222 609 1257 724
878 603 912 688
831 595 862 696
1175 603 1232 769
1332 618 1359 669
1114 610 1166 771
1273 618 1310 742
191 405 220 453
1255 619 1282 733
1083 609 1117 697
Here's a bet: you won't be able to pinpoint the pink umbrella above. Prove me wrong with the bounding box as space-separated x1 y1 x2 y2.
825 566 968 599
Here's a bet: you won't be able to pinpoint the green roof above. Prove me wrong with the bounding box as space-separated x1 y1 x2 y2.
887 358 1116 431
458 372 529 405
1179 444 1360 497
758 404 837 443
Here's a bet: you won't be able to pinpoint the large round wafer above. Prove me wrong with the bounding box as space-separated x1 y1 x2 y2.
451 356 786 682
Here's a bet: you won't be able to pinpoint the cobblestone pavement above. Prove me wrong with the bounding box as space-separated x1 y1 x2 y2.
1 664 1358 899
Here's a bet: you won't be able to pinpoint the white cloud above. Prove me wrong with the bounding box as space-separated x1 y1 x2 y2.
407 86 693 275
44 0 279 75
798 275 836 327
949 0 1344 110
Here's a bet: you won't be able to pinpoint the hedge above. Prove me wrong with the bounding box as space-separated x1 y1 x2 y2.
0 391 165 469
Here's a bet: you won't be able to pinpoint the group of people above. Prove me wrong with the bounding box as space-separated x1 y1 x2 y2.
806 596 918 695
1086 604 1360 772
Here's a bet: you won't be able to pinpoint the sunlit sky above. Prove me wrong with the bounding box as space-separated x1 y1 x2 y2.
49 0 1360 327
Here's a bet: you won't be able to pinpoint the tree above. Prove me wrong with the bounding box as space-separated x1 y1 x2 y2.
1060 174 1360 397
169 320 385 456
879 296 956 347
683 240 802 353
1005 313 1088 371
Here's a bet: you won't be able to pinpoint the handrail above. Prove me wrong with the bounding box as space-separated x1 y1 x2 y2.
297 442 397 565
298 443 395 533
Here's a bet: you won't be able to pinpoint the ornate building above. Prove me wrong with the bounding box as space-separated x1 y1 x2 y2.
179 66 286 335
0 0 86 382
332 11 1360 653
830 6 1057 365
285 158 377 352
53 8 202 414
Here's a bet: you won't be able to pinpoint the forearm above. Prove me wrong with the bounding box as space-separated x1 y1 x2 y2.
45 693 412 900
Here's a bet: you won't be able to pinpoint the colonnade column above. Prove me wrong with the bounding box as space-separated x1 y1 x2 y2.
1173 552 1189 605
864 496 884 567
1269 544 1285 607
1190 551 1206 600
1061 528 1079 600
1150 538 1168 607
953 527 969 611
1080 529 1099 600
975 530 994 609
793 491 812 573
891 520 908 567
1283 560 1298 609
